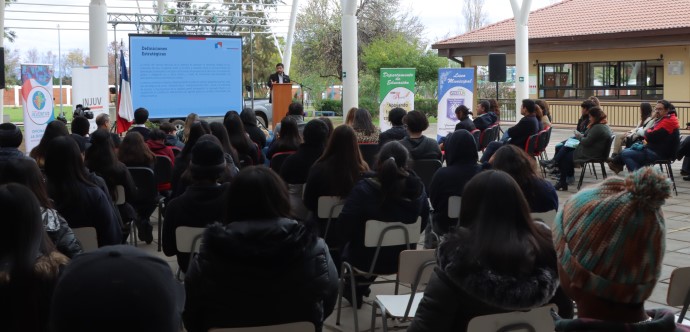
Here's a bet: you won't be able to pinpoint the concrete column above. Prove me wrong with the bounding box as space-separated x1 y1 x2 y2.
510 0 532 121
341 0 358 120
282 0 299 75
157 0 165 33
89 0 108 67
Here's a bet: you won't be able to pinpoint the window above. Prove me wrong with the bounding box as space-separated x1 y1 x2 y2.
538 60 663 100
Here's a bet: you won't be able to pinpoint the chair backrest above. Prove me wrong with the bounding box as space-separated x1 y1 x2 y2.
479 124 499 151
537 127 552 153
448 195 461 219
411 159 443 191
154 155 173 186
364 217 422 248
128 167 158 201
317 196 345 219
270 151 296 173
524 132 541 156
175 226 206 254
171 147 181 156
72 227 99 252
467 305 556 332
359 143 380 168
114 185 126 206
470 129 481 150
209 322 315 332
531 210 557 228
397 249 436 286
667 267 690 307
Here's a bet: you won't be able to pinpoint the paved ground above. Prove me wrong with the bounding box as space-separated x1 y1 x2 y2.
134 125 690 332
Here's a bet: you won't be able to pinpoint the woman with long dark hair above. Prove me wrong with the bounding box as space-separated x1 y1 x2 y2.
183 166 338 332
29 120 69 168
224 111 263 167
240 108 267 149
0 158 82 258
336 141 429 307
171 122 209 197
352 108 380 143
177 112 199 143
409 170 569 332
45 136 121 247
209 121 240 167
0 183 70 332
303 125 369 237
267 117 302 159
118 131 155 168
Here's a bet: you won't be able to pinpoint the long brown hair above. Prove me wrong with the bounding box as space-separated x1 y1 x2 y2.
314 125 369 197
587 106 608 128
118 132 155 167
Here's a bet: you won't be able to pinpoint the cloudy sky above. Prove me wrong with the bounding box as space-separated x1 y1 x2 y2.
5 0 556 60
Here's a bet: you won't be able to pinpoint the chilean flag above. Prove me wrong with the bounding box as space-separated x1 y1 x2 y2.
116 50 134 133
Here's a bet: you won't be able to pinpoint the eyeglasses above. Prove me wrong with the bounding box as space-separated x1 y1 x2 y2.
655 107 665 111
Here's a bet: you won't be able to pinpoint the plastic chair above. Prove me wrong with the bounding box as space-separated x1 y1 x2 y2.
208 322 315 332
470 128 481 151
336 217 423 332
270 150 296 173
649 159 678 196
128 167 166 251
411 159 442 192
317 196 345 241
114 185 137 247
447 196 461 220
72 227 99 252
370 249 436 331
467 305 556 332
175 226 206 280
479 124 500 152
531 210 557 229
359 143 380 169
667 267 690 324
577 134 616 190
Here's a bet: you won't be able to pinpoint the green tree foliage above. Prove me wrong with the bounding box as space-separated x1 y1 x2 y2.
5 0 17 42
4 48 20 85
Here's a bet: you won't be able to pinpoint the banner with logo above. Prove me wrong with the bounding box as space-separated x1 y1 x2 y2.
437 68 475 140
379 68 415 132
73 66 109 133
21 64 55 153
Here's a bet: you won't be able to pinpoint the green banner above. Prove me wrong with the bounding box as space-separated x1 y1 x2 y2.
379 68 415 131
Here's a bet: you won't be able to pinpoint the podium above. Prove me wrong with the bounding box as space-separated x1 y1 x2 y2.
271 83 293 130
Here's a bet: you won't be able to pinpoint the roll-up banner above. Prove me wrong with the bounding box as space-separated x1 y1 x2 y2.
379 68 415 132
21 64 54 153
72 66 110 133
437 68 475 140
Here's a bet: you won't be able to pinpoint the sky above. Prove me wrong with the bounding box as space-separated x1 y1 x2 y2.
5 0 556 61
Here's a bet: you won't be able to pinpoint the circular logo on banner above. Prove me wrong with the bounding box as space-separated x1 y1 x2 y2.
27 86 53 125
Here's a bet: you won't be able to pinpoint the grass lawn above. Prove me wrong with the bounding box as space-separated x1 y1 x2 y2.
3 106 74 122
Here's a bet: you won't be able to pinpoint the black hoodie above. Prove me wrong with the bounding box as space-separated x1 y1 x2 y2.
429 130 481 235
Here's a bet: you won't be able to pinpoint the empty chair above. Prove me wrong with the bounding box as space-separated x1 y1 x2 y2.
667 267 690 324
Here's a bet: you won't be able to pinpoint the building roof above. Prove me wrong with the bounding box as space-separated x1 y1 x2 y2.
434 0 690 54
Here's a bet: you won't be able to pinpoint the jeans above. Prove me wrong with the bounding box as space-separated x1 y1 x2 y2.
620 147 660 172
480 141 504 163
559 149 575 183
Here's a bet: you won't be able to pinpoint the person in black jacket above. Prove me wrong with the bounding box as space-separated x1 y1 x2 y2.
0 122 30 161
399 110 442 161
163 140 229 273
336 141 430 308
240 107 268 149
183 166 338 332
472 100 497 131
128 107 151 141
409 170 571 332
480 99 540 163
267 62 290 103
454 105 476 132
378 107 408 147
428 130 481 237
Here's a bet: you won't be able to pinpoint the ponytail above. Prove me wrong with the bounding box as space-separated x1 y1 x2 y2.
376 143 412 203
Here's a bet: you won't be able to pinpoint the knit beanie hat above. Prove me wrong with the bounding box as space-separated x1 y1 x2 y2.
553 166 670 304
0 123 23 148
190 140 226 176
50 245 184 332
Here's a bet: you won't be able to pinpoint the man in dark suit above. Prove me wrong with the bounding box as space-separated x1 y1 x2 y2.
267 63 290 103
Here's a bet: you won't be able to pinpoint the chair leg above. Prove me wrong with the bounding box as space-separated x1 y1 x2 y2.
157 203 163 252
371 299 388 332
577 164 587 190
600 162 607 179
336 264 346 325
349 265 359 332
666 162 678 196
679 303 689 324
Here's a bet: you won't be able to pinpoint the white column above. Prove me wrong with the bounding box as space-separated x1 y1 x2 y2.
14 86 19 107
89 0 108 67
282 0 299 75
341 0 358 120
510 0 532 121
157 0 165 33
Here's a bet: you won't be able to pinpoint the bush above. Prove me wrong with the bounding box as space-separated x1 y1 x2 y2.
358 98 380 118
414 98 438 118
314 99 343 116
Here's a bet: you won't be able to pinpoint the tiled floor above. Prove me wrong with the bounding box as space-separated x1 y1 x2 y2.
136 125 690 332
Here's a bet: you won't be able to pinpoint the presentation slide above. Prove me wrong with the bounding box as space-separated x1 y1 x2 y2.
129 34 243 119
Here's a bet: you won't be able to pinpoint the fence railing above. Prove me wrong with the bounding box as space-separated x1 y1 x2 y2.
550 101 690 128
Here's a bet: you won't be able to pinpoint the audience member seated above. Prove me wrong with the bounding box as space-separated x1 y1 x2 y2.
45 136 121 247
680 122 690 181
489 98 501 119
491 145 558 212
480 99 540 163
428 129 481 237
618 100 680 172
611 102 656 159
208 122 240 171
535 103 550 129
0 183 70 332
159 122 184 150
224 111 263 167
128 107 151 140
163 140 229 273
318 116 334 136
70 115 92 153
400 110 442 161
345 107 357 126
548 99 593 175
86 129 138 242
335 141 430 308
0 158 83 258
472 100 497 131
409 170 571 332
50 245 184 332
267 116 302 160
280 119 330 221
183 166 338 332
176 112 199 144
352 108 380 144
454 105 476 132
535 99 552 124
240 108 268 149
552 167 689 331
174 134 236 198
94 113 122 147
378 107 408 146
147 129 176 166
303 125 370 242
274 102 307 135
118 131 157 243
172 122 208 197
29 120 69 168
0 122 29 160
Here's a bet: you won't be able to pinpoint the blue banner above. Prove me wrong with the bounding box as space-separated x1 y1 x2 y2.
437 68 475 140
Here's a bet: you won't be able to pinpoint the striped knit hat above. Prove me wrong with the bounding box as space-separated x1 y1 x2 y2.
553 167 671 304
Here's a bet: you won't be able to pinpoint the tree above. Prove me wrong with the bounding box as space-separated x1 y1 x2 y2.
463 0 487 32
4 47 20 85
58 49 90 85
24 48 39 63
